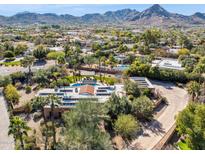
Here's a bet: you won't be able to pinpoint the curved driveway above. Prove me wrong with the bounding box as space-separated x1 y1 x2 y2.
130 80 189 150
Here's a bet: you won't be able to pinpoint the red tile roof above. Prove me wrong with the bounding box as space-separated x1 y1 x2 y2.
79 85 95 95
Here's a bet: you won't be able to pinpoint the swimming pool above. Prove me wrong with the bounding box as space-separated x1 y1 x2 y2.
113 65 130 71
71 83 99 87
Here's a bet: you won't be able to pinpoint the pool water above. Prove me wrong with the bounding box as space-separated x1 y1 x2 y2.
113 65 130 71
71 83 99 87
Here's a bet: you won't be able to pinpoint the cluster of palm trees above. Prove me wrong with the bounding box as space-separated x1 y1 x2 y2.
8 116 30 150
8 94 61 150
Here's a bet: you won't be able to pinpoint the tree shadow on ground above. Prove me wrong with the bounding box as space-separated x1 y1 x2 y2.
142 119 165 135
154 102 168 114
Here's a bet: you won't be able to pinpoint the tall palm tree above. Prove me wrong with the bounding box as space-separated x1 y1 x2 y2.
48 94 61 149
187 81 200 101
8 116 30 150
31 96 50 149
20 55 35 85
62 100 113 150
57 55 66 66
98 57 102 82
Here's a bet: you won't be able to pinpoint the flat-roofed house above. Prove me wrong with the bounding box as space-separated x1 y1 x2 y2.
79 85 95 95
38 81 124 119
130 77 154 90
152 58 184 71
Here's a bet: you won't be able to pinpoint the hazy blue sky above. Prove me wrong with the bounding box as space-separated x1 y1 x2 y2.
0 4 204 16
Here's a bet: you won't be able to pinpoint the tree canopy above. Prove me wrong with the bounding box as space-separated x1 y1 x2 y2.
176 103 205 150
114 114 140 139
62 101 113 150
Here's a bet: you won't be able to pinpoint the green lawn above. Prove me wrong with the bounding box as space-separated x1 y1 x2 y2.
177 141 191 150
0 60 21 66
65 75 119 85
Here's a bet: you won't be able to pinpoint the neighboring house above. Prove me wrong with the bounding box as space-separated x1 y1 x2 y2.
167 45 181 54
130 77 155 90
152 58 184 71
49 46 64 52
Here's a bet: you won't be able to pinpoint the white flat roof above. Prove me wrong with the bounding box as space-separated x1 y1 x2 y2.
130 77 154 89
49 47 63 51
37 84 125 104
152 58 184 70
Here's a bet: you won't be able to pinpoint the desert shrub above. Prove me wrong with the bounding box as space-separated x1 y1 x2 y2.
15 82 23 90
33 112 42 121
25 86 32 93
47 51 65 60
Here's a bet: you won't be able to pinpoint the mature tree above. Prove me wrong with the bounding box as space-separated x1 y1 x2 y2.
108 54 116 68
8 116 30 150
124 79 140 98
114 114 140 139
47 51 65 60
191 45 205 56
40 121 53 150
62 101 113 150
31 96 50 149
15 43 28 56
177 33 192 49
177 48 190 56
66 48 82 81
33 45 48 61
33 69 49 87
4 50 15 59
63 43 71 58
141 29 161 46
83 55 96 68
0 75 12 87
92 42 101 52
126 58 151 77
4 41 14 51
47 94 61 149
20 55 35 85
186 81 201 101
132 96 154 120
179 55 197 73
118 45 128 53
176 103 205 149
194 57 205 74
57 55 66 66
104 93 132 120
4 84 20 109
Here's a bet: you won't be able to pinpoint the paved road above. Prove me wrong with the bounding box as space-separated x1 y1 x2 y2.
0 60 55 76
0 93 14 150
129 80 189 150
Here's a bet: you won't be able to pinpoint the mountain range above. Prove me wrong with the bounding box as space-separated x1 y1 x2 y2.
0 4 205 26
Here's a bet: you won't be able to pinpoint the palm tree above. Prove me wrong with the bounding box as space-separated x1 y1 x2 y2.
62 100 113 150
98 56 102 82
187 81 201 101
20 55 35 85
63 43 71 59
8 116 30 150
48 94 61 149
57 55 66 66
31 96 50 149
